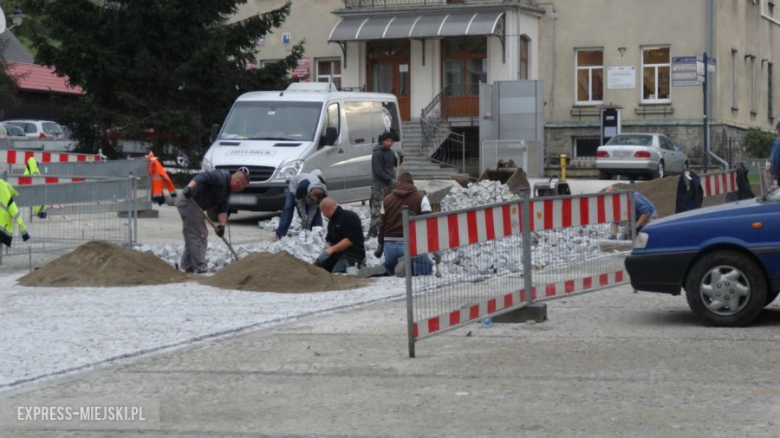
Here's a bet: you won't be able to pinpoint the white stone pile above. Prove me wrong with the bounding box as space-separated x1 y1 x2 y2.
440 180 516 212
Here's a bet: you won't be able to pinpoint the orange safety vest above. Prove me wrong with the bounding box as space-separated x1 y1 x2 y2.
147 153 176 204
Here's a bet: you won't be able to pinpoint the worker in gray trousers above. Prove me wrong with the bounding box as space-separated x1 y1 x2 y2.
177 168 249 273
368 131 402 238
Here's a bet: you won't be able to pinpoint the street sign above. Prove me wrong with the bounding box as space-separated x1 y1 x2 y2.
672 55 715 86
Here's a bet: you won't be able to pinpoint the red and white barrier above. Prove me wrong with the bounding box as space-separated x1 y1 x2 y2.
409 192 632 257
413 270 628 339
0 150 102 165
700 170 737 198
5 176 87 186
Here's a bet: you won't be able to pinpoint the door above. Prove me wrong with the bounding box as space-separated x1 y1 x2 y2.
307 102 350 191
367 41 411 121
661 136 683 173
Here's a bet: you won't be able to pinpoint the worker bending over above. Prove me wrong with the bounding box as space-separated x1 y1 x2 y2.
606 185 657 239
276 170 327 239
314 198 366 273
178 168 248 273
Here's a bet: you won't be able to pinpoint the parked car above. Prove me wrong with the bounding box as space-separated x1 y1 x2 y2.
2 119 65 140
0 123 28 149
596 133 688 180
625 190 780 327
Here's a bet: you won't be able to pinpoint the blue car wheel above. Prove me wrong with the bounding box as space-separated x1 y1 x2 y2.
685 251 767 327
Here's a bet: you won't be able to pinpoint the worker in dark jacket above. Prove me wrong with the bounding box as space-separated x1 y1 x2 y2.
314 198 366 273
276 170 327 239
178 168 248 273
368 130 402 237
369 172 433 277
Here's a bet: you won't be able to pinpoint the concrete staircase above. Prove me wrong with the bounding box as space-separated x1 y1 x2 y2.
401 121 460 180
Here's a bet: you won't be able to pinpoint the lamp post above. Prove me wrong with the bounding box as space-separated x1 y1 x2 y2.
1 4 24 33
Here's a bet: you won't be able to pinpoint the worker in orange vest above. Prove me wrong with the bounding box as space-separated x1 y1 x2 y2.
147 152 177 205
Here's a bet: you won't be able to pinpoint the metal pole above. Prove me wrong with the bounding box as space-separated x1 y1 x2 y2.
703 52 709 174
521 195 533 303
402 206 415 358
132 174 138 244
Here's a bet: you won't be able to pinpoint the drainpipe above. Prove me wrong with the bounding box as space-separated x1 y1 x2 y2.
536 3 558 122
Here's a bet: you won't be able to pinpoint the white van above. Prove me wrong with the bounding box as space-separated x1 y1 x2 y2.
201 83 403 212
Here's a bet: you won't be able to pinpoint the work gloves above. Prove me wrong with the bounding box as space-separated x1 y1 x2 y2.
170 191 177 198
37 211 47 219
182 186 193 199
215 225 225 238
373 245 384 259
22 232 31 242
315 250 330 266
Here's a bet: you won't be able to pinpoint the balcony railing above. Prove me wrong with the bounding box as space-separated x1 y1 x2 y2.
343 0 505 8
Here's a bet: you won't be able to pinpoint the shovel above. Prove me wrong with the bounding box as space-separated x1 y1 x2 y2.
188 198 239 262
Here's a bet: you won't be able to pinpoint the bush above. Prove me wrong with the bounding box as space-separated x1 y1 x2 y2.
744 128 776 158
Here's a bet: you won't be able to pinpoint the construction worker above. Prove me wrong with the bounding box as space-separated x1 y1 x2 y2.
178 168 249 273
0 179 31 247
147 152 177 205
276 170 327 239
23 157 46 218
607 185 657 239
314 197 366 273
362 172 433 278
368 130 403 238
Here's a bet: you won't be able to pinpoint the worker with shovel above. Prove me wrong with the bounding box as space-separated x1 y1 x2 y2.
177 168 249 273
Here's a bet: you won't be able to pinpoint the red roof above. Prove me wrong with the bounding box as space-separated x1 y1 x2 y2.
5 62 83 95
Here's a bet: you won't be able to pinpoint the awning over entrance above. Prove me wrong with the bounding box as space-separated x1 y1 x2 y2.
328 11 504 42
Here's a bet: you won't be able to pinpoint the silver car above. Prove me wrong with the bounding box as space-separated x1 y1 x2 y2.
596 133 688 180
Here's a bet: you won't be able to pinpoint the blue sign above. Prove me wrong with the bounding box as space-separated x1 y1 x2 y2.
282 32 291 45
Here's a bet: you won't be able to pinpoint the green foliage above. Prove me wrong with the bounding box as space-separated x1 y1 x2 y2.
23 0 303 159
0 40 21 115
744 128 776 158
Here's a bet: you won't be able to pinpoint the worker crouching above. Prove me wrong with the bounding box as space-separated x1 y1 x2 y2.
177 168 248 273
314 198 366 273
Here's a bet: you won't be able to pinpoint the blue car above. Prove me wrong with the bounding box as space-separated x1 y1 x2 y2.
625 190 780 327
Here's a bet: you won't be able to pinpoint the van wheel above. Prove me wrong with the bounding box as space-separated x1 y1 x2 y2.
685 251 766 327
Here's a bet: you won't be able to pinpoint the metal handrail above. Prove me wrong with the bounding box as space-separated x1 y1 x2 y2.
419 84 468 173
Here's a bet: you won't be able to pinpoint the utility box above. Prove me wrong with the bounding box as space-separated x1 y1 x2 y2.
599 104 623 145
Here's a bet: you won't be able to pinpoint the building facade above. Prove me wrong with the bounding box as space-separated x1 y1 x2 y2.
239 0 779 170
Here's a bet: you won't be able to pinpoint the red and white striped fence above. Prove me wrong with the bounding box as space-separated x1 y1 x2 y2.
0 150 103 165
5 176 88 186
405 191 636 357
700 170 737 198
408 192 632 257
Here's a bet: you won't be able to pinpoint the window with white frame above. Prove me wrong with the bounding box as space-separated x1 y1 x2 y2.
731 50 738 109
642 46 671 102
575 49 603 104
316 59 342 89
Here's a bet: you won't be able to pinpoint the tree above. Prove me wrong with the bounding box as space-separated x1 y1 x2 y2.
744 128 776 158
25 0 303 160
0 39 21 119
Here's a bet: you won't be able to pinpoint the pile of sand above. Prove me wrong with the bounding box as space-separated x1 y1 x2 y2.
19 241 188 287
201 251 369 293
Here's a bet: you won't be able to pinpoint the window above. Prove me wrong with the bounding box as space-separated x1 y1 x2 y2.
749 55 757 114
316 59 342 89
260 59 282 68
324 103 340 137
731 50 738 109
441 37 487 96
573 138 601 158
519 35 530 80
770 2 776 16
642 47 671 102
770 62 775 118
575 49 603 104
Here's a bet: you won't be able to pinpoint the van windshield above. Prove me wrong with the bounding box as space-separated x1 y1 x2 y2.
220 101 323 142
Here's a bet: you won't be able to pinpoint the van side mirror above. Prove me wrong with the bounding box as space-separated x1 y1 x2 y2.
210 124 221 143
322 127 338 147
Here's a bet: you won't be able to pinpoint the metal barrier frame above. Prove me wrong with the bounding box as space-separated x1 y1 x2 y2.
404 190 636 358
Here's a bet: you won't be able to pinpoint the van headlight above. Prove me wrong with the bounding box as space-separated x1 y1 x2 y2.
201 157 213 171
274 160 304 181
633 232 649 249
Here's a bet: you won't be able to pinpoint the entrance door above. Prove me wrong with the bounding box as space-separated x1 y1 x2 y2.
367 41 411 121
